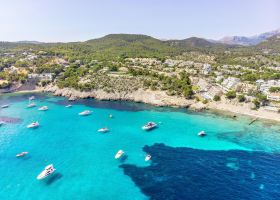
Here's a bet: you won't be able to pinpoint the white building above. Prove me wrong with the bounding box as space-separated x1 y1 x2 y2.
28 73 53 81
202 86 223 100
267 93 280 102
202 64 212 75
221 77 240 91
258 80 280 94
215 75 224 83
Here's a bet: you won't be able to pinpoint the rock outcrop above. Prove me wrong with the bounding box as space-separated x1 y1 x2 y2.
43 85 194 107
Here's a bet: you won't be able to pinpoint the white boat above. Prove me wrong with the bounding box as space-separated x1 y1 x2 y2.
27 121 39 128
29 96 35 100
109 114 113 118
79 110 91 116
27 103 36 108
145 154 151 161
65 104 72 108
198 131 206 137
36 164 56 180
38 106 48 111
142 122 157 131
115 150 124 159
1 104 9 108
0 121 5 126
16 152 28 158
98 127 109 133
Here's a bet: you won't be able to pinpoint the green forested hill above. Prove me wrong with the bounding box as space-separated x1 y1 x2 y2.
1 33 279 60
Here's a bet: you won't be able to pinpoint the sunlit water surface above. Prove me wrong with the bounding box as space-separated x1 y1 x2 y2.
0 93 280 200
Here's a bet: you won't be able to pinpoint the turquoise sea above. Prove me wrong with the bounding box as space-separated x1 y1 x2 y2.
0 93 280 200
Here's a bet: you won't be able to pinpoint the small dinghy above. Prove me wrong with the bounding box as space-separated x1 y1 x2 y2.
38 106 48 111
145 154 151 161
1 104 9 108
29 96 35 100
98 127 109 133
27 121 39 128
198 131 206 137
27 103 36 108
115 150 124 159
37 164 56 180
65 104 72 108
79 110 91 116
142 122 157 131
16 152 29 158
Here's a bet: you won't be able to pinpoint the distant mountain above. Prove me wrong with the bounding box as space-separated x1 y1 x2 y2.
256 34 280 53
166 37 215 48
219 29 280 46
16 41 43 44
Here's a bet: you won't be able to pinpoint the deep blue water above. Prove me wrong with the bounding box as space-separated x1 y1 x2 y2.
0 93 280 200
121 144 280 200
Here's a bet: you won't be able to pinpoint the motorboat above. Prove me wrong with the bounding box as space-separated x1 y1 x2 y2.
142 122 157 131
109 114 113 118
65 104 72 108
79 110 91 116
38 106 48 111
145 154 151 161
0 121 5 126
27 121 39 128
1 104 9 108
16 152 28 158
27 103 36 108
29 96 35 100
115 150 124 159
98 127 109 133
198 131 206 137
36 164 56 180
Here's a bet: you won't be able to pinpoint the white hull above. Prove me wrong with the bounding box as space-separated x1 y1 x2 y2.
198 131 206 137
29 96 35 100
37 165 56 180
16 152 28 157
115 150 124 159
79 110 91 116
27 103 36 108
38 106 48 111
1 105 9 108
27 122 39 128
142 122 157 131
145 155 151 161
98 128 109 133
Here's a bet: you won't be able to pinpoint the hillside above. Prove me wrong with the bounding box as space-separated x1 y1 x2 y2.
1 33 279 61
256 34 280 53
83 34 181 58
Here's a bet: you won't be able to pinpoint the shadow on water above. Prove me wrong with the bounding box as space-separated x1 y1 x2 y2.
44 173 63 185
0 93 48 104
120 143 280 200
17 156 31 161
119 155 128 163
0 116 22 124
53 98 161 112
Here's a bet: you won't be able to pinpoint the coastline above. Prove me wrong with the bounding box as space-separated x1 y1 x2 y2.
2 85 280 123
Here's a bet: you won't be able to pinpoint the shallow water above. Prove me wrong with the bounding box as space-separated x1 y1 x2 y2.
0 93 280 199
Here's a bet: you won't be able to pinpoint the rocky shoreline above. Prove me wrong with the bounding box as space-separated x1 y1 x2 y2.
5 84 280 123
43 85 196 108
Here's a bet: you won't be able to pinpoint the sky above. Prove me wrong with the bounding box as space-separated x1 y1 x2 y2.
0 0 279 42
